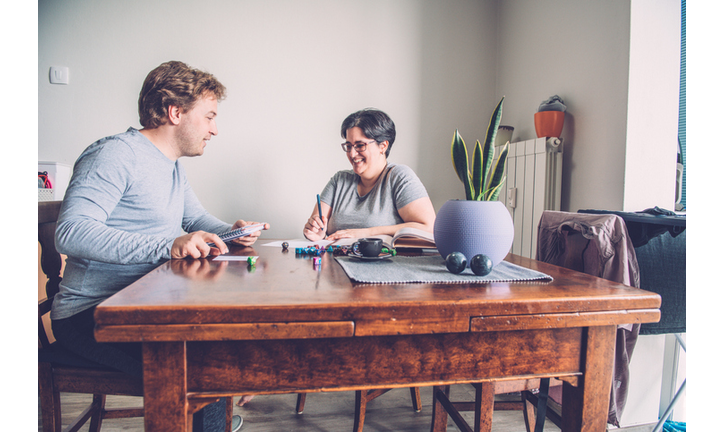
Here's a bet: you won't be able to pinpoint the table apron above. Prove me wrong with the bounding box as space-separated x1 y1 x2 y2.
471 309 661 332
181 327 585 394
95 309 659 342
96 321 355 342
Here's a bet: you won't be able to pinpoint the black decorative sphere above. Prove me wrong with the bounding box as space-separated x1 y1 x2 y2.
470 254 493 276
445 252 467 274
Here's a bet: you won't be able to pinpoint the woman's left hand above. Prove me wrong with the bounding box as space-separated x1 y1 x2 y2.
326 228 372 240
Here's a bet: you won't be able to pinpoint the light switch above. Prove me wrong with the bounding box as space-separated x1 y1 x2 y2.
49 66 70 85
507 188 517 208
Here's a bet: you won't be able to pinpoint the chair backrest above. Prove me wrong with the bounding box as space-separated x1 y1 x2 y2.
38 200 63 349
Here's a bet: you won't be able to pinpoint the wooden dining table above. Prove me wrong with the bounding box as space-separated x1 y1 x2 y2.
94 240 661 431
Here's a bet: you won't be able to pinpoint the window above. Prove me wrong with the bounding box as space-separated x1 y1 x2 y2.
677 0 686 211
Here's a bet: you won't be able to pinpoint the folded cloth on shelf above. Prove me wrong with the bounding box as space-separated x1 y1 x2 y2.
334 255 552 284
634 229 686 335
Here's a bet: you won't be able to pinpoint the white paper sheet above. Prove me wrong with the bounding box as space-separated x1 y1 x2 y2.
261 239 334 248
213 255 259 262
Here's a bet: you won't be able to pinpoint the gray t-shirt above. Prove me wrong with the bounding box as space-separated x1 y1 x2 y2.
51 127 232 320
320 163 429 234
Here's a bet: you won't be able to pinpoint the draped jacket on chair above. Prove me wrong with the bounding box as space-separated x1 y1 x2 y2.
537 211 640 427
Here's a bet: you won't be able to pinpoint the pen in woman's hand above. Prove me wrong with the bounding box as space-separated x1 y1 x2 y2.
317 194 323 220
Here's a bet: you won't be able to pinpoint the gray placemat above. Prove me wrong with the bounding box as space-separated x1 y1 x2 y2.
334 255 553 284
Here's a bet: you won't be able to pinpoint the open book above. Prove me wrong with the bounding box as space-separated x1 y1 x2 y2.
332 227 436 249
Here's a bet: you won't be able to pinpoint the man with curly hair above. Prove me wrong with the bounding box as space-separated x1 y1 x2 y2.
51 61 265 431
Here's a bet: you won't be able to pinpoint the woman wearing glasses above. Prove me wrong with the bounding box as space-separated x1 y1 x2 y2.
303 108 435 241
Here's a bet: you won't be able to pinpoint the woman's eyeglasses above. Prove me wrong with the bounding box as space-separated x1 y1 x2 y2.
341 140 376 153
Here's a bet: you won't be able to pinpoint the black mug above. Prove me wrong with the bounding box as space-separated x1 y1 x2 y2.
354 238 383 257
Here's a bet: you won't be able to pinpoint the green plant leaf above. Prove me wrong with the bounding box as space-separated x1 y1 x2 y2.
485 177 506 202
484 142 509 201
481 96 504 192
472 140 484 199
483 96 505 154
451 129 473 200
481 134 494 197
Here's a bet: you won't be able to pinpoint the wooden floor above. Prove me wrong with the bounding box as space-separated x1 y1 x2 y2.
39 385 562 431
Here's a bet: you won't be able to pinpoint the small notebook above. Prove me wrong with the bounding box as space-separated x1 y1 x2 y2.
207 223 265 246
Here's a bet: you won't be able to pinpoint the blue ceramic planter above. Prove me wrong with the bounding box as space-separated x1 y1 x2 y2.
433 200 514 267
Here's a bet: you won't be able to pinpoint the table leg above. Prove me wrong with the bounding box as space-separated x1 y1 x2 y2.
561 325 616 432
143 342 188 432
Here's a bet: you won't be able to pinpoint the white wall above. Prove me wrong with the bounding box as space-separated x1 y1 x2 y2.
624 0 680 211
38 0 497 239
39 0 680 230
486 0 683 426
495 0 633 212
621 1 683 425
495 0 680 214
35 0 688 426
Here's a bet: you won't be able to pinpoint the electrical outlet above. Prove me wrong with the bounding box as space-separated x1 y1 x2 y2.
49 66 70 85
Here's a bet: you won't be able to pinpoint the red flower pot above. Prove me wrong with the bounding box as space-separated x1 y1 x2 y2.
534 111 564 138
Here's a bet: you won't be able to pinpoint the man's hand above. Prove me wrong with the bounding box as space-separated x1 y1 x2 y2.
171 231 228 259
229 220 270 246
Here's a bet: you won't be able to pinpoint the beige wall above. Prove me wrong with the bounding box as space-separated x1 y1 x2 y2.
495 0 632 212
39 0 679 236
36 0 685 424
39 0 498 239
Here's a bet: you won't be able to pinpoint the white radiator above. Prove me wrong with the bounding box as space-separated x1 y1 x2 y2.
496 137 563 259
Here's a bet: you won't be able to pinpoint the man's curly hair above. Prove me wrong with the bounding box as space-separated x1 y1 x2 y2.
138 61 227 129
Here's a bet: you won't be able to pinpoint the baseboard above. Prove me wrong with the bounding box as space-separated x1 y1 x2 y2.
608 421 657 432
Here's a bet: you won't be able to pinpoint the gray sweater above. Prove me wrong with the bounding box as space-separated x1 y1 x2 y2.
52 127 232 319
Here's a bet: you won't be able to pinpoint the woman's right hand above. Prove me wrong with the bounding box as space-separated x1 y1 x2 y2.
303 214 328 241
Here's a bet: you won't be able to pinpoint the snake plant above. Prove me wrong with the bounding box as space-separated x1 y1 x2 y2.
451 96 509 201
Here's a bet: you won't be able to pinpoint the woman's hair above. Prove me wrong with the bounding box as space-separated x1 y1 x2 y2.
138 61 227 129
341 108 396 157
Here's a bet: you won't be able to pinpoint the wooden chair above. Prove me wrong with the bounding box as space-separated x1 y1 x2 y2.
39 200 235 432
295 387 422 432
431 211 643 432
37 200 145 432
532 211 643 428
430 378 563 432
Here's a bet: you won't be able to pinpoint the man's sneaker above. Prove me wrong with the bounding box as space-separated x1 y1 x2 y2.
232 414 243 432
